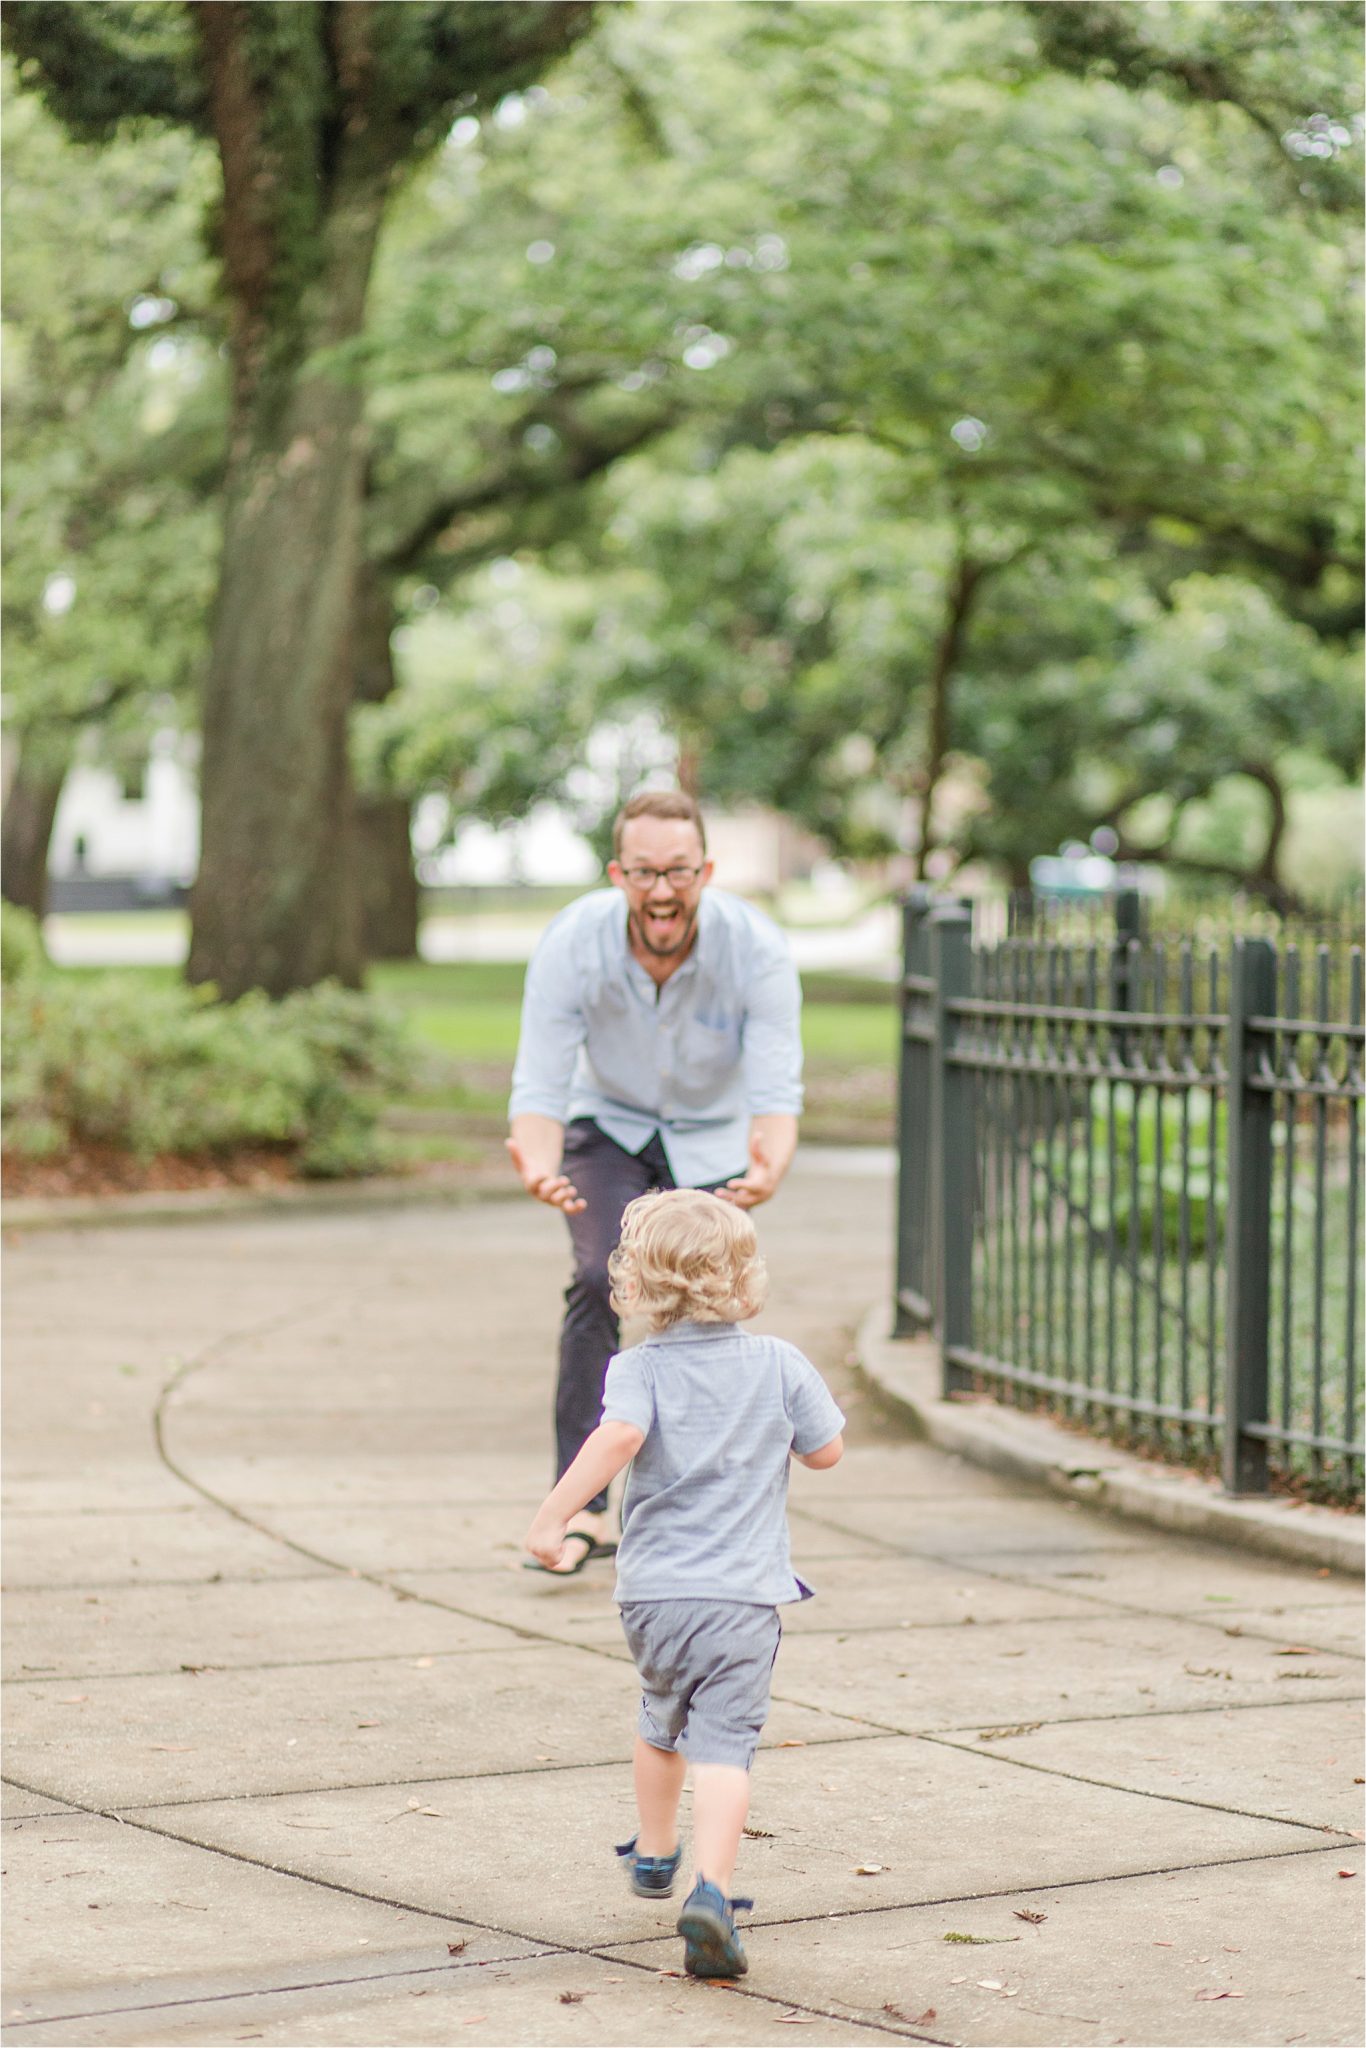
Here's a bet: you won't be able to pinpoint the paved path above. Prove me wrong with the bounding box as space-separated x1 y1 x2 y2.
3 1156 1362 2047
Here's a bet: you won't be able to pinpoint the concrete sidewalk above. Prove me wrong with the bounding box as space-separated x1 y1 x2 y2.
3 1153 1362 2047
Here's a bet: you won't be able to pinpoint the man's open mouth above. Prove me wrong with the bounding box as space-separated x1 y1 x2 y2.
641 904 686 946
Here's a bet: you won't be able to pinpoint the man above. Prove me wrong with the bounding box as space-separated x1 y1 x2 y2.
507 790 803 1572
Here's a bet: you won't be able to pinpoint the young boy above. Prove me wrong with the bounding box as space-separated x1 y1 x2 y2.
524 1187 845 1982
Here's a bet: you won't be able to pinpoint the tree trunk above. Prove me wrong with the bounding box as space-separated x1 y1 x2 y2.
187 9 386 1000
350 559 421 961
356 796 421 958
186 219 380 998
1 741 69 919
914 554 987 882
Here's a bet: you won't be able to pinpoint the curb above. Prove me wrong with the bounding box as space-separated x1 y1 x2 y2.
855 1304 1364 1578
1 1172 521 1234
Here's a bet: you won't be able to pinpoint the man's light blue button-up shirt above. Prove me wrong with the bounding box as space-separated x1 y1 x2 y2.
508 887 804 1187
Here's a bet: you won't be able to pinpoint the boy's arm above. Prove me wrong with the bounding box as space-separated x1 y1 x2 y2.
792 1432 844 1470
525 1420 645 1567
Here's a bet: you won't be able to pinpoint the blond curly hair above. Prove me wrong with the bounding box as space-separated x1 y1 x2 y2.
608 1187 768 1331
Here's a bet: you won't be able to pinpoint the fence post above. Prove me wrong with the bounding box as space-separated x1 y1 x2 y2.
1223 937 1276 1494
894 886 936 1335
1114 886 1143 950
932 904 975 1397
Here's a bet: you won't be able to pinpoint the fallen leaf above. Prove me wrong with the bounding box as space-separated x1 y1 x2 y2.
282 1822 332 1831
447 1941 467 1956
1154 1941 1174 1946
882 2004 935 2025
557 1992 586 2004
944 1931 1020 1946
1194 1989 1244 2001
977 1978 1004 1990
417 1807 445 1818
978 1722 1041 1741
56 1697 89 1705
535 1755 553 1763
776 2015 820 2024
1338 1869 1357 1878
743 1825 776 1839
776 1740 806 1748
1183 1665 1232 1680
1014 1909 1047 1924
356 1720 381 1729
148 1744 195 1752
855 1863 885 1875
461 2017 486 2026
1274 1645 1316 1656
948 1975 967 1985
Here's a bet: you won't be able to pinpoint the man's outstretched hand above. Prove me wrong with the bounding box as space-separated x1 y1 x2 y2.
721 1129 780 1209
506 1135 586 1215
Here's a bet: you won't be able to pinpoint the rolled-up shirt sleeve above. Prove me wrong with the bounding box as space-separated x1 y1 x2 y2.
602 1351 655 1436
508 923 586 1123
741 942 804 1116
782 1347 845 1454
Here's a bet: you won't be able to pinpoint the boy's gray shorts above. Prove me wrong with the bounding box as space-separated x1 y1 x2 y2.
618 1599 782 1770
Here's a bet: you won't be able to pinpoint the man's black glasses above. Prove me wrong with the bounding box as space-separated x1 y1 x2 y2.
619 864 705 889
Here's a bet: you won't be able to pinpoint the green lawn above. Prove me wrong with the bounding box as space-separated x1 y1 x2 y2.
370 959 897 1142
372 959 895 1065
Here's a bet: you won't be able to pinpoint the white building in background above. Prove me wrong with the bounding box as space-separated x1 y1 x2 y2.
413 798 599 888
49 730 200 891
45 746 823 900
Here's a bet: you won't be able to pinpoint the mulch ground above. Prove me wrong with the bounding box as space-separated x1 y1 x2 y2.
1 1142 302 1201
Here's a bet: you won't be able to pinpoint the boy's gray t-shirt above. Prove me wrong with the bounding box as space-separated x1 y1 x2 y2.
601 1320 845 1605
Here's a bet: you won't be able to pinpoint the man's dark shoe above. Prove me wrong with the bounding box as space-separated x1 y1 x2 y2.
615 1835 683 1899
676 1877 752 1978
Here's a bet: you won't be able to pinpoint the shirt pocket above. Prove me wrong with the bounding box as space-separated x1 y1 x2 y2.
677 1016 741 1092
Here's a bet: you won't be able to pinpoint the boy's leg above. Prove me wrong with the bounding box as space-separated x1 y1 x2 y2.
634 1737 686 1857
556 1124 674 1514
689 1763 751 1895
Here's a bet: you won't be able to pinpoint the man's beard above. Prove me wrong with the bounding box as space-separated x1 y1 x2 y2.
630 900 699 959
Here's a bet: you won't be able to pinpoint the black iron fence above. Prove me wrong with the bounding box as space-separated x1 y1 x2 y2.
894 889 1364 1503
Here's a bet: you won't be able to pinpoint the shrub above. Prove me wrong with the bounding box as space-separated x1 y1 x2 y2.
1 968 412 1178
0 903 47 986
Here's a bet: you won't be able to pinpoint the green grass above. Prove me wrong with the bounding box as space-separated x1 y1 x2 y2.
371 958 895 1069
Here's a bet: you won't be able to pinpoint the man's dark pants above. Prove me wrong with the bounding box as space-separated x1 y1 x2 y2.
556 1117 738 1511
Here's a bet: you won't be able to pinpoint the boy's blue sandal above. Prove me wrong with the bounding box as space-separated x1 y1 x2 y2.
615 1836 683 1898
676 1878 753 1979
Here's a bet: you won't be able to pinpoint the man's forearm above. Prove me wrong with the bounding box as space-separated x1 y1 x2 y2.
751 1113 798 1183
509 1112 565 1181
